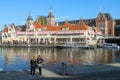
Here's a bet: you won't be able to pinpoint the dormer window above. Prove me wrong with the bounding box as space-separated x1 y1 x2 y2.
41 27 46 31
66 27 69 30
8 29 11 31
62 27 69 31
37 28 41 31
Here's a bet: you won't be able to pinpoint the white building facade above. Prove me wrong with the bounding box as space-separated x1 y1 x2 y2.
1 9 102 45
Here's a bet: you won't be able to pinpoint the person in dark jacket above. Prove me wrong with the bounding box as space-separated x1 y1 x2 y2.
30 56 37 76
37 55 44 75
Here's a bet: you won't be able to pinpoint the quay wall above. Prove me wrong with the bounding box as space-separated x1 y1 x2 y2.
0 44 97 49
0 44 58 48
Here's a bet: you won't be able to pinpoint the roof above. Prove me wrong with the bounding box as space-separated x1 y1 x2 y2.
115 19 120 25
34 21 42 31
103 13 113 21
34 20 89 31
72 24 89 30
58 18 96 27
63 20 71 27
27 15 33 21
3 27 8 32
47 9 54 18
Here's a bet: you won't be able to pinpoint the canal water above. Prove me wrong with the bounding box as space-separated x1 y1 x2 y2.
0 47 120 71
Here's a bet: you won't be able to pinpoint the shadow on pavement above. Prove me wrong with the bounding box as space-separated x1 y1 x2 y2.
0 63 120 80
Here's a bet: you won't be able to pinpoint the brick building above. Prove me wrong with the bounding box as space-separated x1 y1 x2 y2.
58 12 118 36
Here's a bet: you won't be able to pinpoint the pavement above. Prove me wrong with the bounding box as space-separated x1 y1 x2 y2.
1 63 120 80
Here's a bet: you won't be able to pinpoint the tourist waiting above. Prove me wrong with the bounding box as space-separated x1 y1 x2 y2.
37 55 44 75
30 55 37 76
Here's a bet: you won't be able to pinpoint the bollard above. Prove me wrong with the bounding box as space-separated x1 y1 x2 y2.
61 61 67 75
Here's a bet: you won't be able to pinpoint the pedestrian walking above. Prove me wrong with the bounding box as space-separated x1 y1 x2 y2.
30 55 37 76
37 55 44 75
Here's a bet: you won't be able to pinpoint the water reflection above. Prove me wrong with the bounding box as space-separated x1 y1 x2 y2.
0 47 119 71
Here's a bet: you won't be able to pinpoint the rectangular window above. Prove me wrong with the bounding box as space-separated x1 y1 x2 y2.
8 34 11 37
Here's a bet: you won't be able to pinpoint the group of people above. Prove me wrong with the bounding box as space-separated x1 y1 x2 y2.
30 55 44 76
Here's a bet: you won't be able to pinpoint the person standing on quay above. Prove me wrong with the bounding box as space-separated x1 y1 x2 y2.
37 55 44 75
30 56 37 76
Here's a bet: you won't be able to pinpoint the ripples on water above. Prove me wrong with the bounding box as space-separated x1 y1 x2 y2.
0 47 120 71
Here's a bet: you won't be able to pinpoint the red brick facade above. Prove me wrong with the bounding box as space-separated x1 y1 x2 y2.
96 12 115 36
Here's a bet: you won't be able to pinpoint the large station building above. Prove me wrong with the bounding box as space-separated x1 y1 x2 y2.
1 8 102 45
2 8 120 45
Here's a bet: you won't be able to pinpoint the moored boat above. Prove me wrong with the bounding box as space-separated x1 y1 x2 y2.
97 39 120 49
98 43 120 49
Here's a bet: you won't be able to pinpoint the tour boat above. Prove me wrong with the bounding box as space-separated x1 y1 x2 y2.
97 39 120 49
98 43 120 49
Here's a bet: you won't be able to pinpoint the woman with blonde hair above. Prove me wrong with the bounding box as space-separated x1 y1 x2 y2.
30 55 37 76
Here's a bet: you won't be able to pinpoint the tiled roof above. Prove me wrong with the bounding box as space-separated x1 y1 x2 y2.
34 21 89 31
73 24 89 30
115 19 120 25
46 26 62 31
47 12 54 18
47 9 54 18
27 15 33 21
103 13 113 21
3 27 8 32
34 21 42 31
63 21 71 27
58 18 96 27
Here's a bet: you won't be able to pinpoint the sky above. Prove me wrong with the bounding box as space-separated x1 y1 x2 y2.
0 0 120 30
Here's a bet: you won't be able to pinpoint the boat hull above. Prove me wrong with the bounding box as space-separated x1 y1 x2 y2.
97 43 120 49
